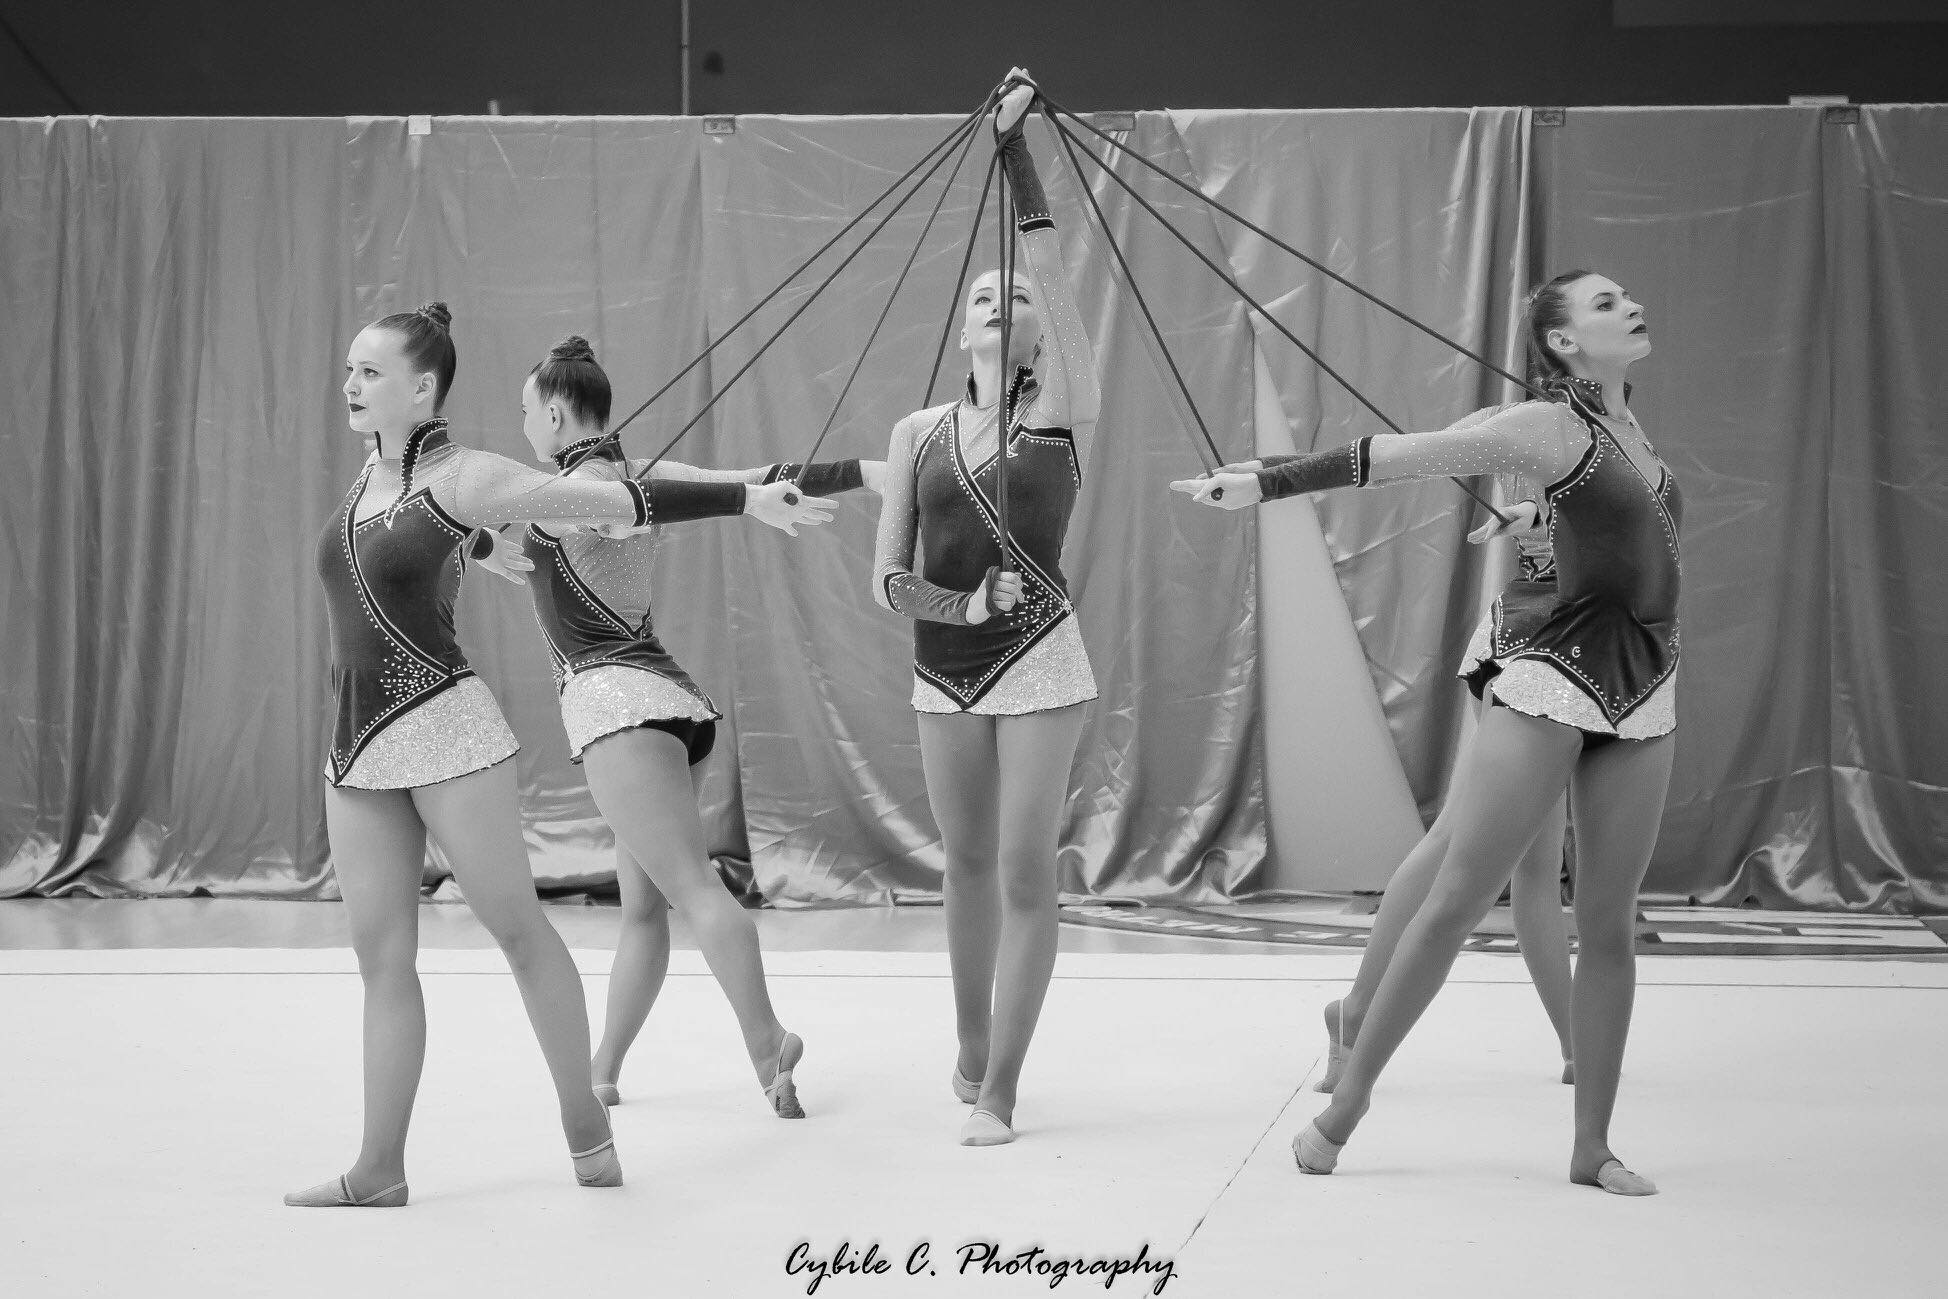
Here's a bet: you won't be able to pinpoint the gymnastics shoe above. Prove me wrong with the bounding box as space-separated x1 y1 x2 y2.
1561 1058 1576 1086
952 1066 981 1105
1314 999 1352 1094
570 1135 624 1188
1292 1121 1345 1175
283 1173 408 1208
765 1031 806 1119
960 1109 1015 1146
1574 1158 1657 1197
592 1081 621 1107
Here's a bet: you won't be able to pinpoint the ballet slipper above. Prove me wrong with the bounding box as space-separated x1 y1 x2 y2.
570 1135 624 1188
1561 1058 1576 1086
1573 1158 1657 1197
283 1172 409 1208
960 1109 1015 1147
592 1081 621 1107
1291 1121 1345 1175
1314 999 1352 1094
764 1031 805 1119
952 1066 982 1105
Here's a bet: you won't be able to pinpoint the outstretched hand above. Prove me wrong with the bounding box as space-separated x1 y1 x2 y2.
993 68 1038 138
1467 499 1539 544
473 530 535 585
1170 472 1262 510
746 479 837 535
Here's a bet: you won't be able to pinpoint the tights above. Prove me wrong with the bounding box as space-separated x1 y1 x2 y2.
918 703 1089 1127
583 727 789 1091
1315 705 1673 1182
321 758 610 1195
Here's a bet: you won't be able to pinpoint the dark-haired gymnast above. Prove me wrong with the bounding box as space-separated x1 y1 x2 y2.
871 76 1103 1147
1177 271 1676 1196
475 334 877 1119
288 304 832 1208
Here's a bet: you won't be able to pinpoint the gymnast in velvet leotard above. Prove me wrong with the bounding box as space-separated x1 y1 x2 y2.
480 334 867 1118
1181 269 1679 1197
869 74 1103 1147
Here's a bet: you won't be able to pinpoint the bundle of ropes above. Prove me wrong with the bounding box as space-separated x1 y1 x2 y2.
601 77 1557 529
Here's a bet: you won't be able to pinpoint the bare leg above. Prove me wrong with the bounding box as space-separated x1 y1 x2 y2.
1565 734 1675 1192
976 703 1089 1128
1511 792 1574 1070
583 727 790 1092
1315 707 1580 1145
411 760 611 1159
919 713 1001 1087
591 839 671 1098
303 785 426 1199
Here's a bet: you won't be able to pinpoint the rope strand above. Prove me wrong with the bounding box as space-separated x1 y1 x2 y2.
1049 115 1505 521
608 97 996 446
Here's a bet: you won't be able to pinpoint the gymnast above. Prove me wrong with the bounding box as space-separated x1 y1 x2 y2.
870 73 1103 1146
476 334 876 1119
1178 271 1677 1195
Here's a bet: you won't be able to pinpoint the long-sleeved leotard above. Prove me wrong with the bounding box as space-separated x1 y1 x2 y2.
1259 379 1682 738
314 418 752 787
869 129 1104 714
516 437 865 763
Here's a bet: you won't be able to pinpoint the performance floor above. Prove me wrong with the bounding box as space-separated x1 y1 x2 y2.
1 898 1940 1298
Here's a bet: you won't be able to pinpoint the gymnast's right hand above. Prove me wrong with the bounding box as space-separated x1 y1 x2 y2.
965 567 1022 625
745 479 837 536
1467 500 1539 544
1171 472 1262 510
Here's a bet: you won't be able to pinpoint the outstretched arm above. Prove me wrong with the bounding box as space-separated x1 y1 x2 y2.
1172 401 1588 510
645 457 871 498
448 449 749 530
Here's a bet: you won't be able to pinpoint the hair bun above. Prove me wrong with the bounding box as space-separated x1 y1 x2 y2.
416 301 453 332
549 334 596 364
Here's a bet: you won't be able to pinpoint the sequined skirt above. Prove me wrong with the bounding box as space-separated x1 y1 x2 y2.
561 663 720 761
1459 598 1677 741
912 614 1097 715
336 676 519 789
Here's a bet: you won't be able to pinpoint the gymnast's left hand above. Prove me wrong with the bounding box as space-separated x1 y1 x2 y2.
746 479 837 536
473 530 535 584
993 70 1038 137
860 459 888 494
1170 472 1262 510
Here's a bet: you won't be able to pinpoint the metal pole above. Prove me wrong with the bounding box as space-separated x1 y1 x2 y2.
680 0 692 115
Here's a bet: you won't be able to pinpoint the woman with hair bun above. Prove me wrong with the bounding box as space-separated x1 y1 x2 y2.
871 74 1103 1148
483 333 880 1119
1177 270 1676 1196
290 304 833 1208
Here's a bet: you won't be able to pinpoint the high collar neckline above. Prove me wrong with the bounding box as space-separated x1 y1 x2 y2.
553 432 622 472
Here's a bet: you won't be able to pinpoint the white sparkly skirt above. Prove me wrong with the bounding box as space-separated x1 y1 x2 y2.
337 676 519 789
1461 605 1677 740
912 615 1098 716
561 663 720 761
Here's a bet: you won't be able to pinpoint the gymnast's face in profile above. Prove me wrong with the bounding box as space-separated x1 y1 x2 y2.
343 327 436 439
1552 274 1651 375
962 270 1044 368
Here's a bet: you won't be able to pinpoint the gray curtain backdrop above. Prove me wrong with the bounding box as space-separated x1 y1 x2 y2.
3 107 1942 909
